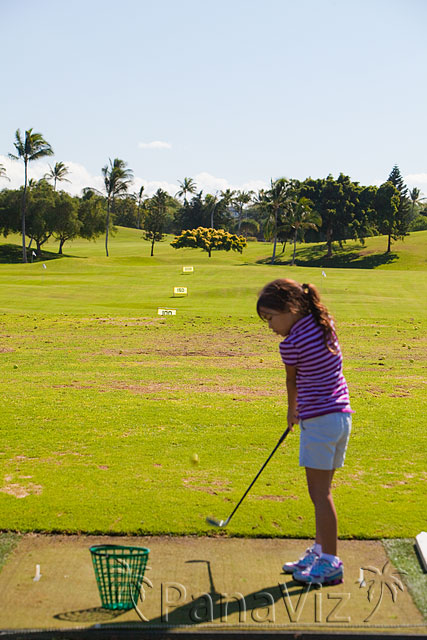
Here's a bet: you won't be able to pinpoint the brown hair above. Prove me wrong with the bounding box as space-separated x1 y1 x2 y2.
257 278 337 352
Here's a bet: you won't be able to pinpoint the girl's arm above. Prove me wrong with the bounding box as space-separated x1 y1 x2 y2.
285 364 298 429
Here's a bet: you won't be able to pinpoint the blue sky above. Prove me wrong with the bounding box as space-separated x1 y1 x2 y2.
1 0 426 197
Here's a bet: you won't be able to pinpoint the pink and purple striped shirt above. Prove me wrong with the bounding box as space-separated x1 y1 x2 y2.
279 314 352 420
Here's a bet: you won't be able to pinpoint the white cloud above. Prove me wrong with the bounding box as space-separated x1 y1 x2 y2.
138 141 172 150
194 172 268 195
404 173 427 195
0 155 104 196
374 172 427 195
194 171 229 193
133 177 179 198
0 155 267 200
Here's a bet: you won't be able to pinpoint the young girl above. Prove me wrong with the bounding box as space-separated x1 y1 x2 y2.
257 278 352 586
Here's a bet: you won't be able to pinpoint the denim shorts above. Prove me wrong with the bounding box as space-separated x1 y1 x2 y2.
299 412 352 470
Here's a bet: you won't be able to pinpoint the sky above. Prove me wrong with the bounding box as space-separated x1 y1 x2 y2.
1 0 426 198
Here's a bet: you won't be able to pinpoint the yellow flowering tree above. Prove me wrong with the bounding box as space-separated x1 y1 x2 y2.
171 227 247 257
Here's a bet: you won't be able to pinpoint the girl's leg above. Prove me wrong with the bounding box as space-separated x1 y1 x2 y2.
305 467 337 556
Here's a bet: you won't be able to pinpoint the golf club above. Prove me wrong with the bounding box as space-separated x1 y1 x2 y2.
206 426 291 528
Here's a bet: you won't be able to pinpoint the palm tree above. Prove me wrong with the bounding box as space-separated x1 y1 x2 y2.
9 128 54 262
44 161 71 190
136 185 145 229
0 164 10 182
233 190 254 231
360 561 405 622
289 198 322 265
220 188 236 205
101 158 133 257
205 193 221 229
176 177 197 204
409 187 426 215
259 178 294 264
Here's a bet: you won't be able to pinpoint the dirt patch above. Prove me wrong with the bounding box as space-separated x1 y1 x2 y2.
381 480 409 488
0 476 43 498
82 317 162 327
0 346 14 353
106 380 275 397
182 476 231 495
252 494 297 502
100 330 272 359
181 479 219 495
389 386 412 397
52 383 95 389
354 366 390 372
366 385 385 396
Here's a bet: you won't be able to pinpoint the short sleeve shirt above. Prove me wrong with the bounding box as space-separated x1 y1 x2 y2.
279 314 352 420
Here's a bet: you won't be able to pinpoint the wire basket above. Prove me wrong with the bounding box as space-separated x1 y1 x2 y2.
90 544 150 610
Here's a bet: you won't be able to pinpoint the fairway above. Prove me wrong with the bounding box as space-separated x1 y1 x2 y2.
0 230 426 538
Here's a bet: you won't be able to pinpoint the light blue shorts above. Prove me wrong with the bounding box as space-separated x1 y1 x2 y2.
299 412 352 470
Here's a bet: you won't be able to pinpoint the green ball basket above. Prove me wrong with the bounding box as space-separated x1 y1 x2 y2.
90 544 150 610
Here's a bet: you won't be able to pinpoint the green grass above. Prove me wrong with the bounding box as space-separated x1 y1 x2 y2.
0 532 20 572
277 230 427 271
0 229 426 538
383 539 427 620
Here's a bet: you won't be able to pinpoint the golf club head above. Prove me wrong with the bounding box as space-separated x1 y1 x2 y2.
206 516 229 528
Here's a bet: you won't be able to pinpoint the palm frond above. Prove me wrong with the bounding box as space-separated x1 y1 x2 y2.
385 581 399 602
30 148 54 161
362 565 382 576
367 581 376 602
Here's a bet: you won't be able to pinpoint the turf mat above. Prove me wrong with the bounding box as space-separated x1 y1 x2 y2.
0 534 425 634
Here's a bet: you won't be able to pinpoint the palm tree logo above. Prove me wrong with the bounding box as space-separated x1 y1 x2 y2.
358 561 405 622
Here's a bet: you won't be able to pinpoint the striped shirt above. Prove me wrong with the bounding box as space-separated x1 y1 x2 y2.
279 314 352 420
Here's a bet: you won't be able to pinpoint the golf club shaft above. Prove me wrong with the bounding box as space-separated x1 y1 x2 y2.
225 427 291 525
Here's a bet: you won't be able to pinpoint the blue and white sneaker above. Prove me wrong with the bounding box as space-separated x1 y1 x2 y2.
293 556 343 585
282 546 319 574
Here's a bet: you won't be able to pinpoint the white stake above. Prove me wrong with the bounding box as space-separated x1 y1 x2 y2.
33 564 41 581
357 567 366 587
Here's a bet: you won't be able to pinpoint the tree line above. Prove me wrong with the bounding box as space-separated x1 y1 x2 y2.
1 128 426 263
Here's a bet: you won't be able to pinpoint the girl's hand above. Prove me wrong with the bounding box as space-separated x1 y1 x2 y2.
287 407 298 431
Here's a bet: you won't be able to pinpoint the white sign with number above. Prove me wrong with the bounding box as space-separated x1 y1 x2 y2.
158 308 177 316
182 266 194 273
173 287 188 296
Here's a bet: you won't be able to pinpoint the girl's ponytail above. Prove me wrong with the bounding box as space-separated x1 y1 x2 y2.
302 283 337 353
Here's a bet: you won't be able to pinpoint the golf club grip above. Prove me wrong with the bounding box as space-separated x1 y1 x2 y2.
227 427 291 523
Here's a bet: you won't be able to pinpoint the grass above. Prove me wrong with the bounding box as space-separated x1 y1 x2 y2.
0 229 426 538
0 532 20 572
270 230 427 271
383 538 427 620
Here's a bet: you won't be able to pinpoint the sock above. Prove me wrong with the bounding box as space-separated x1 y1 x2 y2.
313 543 322 555
321 552 340 565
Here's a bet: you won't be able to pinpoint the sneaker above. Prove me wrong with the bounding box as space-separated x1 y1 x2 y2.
293 556 343 585
282 546 319 574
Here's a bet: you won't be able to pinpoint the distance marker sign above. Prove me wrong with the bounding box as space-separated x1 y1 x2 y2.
158 308 177 316
173 287 188 296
